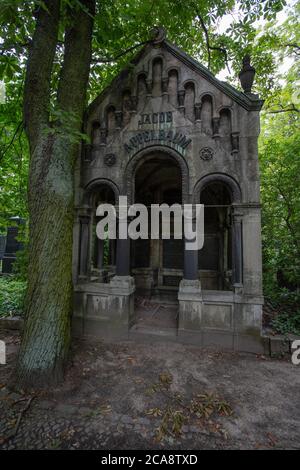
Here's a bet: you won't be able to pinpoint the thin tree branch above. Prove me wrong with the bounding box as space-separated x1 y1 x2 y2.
91 40 150 64
1 396 35 444
0 121 24 164
284 43 300 54
193 4 230 73
198 12 211 69
266 103 299 114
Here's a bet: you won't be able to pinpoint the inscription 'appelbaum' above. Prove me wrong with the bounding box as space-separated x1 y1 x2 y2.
124 129 192 154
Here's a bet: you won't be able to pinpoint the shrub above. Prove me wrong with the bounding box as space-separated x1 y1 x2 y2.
271 311 300 336
0 276 26 317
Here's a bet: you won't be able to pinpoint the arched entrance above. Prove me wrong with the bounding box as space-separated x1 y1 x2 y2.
199 181 232 290
193 173 242 290
128 149 186 332
77 179 119 282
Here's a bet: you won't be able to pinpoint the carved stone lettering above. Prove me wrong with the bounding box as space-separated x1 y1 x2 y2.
138 111 173 126
124 129 192 154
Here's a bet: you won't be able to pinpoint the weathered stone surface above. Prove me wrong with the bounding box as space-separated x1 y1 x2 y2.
0 317 23 330
72 31 264 353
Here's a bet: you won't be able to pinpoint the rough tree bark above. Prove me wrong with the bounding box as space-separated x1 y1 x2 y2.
15 0 95 387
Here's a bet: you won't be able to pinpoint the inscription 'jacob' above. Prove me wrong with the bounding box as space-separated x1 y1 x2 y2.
138 111 173 126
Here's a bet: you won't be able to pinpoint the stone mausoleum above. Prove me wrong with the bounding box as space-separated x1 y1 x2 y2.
72 29 265 353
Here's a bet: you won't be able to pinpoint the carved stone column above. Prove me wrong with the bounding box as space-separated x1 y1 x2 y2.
100 127 107 146
116 238 130 276
194 103 202 123
178 235 202 333
83 144 92 162
146 79 152 97
130 96 138 114
78 209 91 279
162 76 168 104
212 117 220 138
232 208 243 288
231 131 240 155
96 239 104 270
183 237 199 281
162 77 168 95
178 89 185 114
115 110 123 129
116 213 130 276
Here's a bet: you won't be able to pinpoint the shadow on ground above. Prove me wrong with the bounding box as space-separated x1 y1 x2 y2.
0 330 299 450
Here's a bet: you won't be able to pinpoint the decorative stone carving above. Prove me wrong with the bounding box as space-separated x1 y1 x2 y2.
199 147 214 161
83 143 92 161
212 117 220 137
239 55 255 93
100 128 107 145
151 26 166 45
131 95 137 113
231 132 240 154
162 77 168 94
178 89 185 107
194 103 202 121
146 80 152 95
104 153 116 167
115 110 123 128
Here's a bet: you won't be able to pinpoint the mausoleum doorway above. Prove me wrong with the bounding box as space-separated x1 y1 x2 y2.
132 152 183 295
199 181 233 291
131 151 183 332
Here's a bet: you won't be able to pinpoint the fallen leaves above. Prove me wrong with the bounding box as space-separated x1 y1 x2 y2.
146 407 163 417
145 371 233 442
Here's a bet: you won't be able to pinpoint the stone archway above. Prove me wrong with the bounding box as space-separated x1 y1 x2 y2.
124 145 189 204
192 173 242 204
83 178 120 206
193 173 243 289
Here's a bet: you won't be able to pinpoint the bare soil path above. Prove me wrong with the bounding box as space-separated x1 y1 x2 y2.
0 330 299 450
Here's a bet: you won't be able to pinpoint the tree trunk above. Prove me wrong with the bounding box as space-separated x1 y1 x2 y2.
15 0 95 388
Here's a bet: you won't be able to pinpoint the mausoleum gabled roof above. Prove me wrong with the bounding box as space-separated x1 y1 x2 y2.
161 39 263 111
86 28 263 119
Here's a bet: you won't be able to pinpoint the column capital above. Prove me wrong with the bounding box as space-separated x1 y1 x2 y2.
76 205 92 220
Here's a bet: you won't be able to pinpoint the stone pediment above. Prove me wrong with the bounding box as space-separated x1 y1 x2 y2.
85 30 263 131
83 29 263 166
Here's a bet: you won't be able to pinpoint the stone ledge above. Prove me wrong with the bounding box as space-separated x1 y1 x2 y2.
262 334 300 357
0 316 23 330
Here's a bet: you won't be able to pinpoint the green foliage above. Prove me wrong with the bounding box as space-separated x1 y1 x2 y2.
0 275 26 317
271 310 300 336
0 79 29 233
259 67 300 297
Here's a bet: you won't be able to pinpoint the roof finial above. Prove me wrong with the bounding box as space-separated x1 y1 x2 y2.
150 26 166 45
239 54 256 94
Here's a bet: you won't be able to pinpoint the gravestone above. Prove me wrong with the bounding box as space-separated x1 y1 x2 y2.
2 217 25 274
0 235 6 261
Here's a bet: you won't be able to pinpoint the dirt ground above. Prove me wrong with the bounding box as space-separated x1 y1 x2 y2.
0 329 299 450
